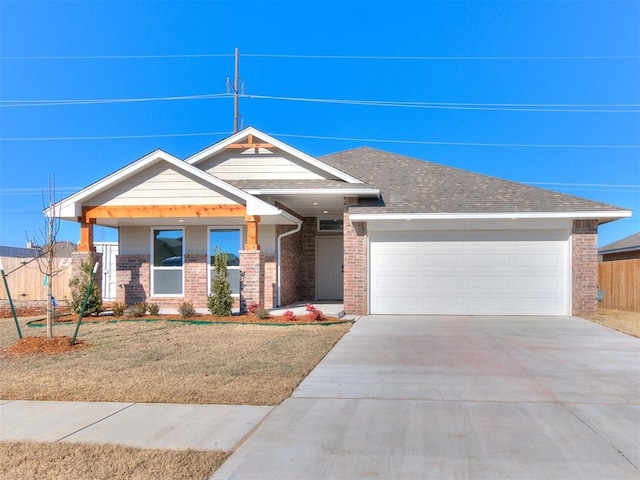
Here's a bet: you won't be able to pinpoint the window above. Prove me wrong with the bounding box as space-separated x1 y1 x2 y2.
318 219 344 232
209 228 241 296
151 229 184 296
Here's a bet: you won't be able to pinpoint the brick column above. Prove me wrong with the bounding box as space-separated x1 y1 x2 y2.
240 249 264 312
572 219 598 315
71 251 104 300
115 254 149 306
185 254 207 309
343 197 368 315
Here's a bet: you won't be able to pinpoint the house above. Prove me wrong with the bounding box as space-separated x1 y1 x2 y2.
598 232 640 262
50 127 631 316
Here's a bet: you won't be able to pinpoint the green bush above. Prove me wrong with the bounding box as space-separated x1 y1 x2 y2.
148 303 160 315
254 306 269 319
207 246 233 316
68 257 103 316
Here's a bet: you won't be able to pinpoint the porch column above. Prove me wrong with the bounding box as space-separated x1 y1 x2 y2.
78 221 96 253
239 249 264 313
343 197 368 315
244 215 260 250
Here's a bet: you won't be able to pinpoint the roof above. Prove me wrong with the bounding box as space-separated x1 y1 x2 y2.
599 232 640 254
320 147 630 220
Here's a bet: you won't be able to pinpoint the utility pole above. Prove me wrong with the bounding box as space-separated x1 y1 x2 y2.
233 48 239 132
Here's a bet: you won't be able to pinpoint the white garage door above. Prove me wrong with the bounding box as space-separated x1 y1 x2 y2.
370 229 570 315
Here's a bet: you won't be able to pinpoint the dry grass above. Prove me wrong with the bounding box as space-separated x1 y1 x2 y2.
0 318 351 405
0 441 229 480
581 308 640 338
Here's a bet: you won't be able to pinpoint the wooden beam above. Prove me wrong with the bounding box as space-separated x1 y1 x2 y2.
79 223 95 252
245 215 260 250
83 204 246 220
225 143 274 150
225 132 274 150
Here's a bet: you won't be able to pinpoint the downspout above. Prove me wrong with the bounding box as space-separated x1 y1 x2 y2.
276 219 303 307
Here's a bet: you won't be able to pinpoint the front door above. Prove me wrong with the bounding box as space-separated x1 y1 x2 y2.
316 237 344 300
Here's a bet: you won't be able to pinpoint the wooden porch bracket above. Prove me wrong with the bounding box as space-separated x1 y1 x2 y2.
225 134 274 151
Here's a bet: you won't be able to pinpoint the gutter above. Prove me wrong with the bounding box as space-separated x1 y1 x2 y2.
276 217 303 307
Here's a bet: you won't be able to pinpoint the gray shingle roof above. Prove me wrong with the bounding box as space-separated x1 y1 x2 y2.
599 232 640 254
319 147 627 215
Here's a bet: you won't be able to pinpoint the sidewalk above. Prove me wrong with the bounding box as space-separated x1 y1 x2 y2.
0 399 271 451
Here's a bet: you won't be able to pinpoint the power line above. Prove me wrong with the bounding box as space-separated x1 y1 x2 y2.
270 132 640 149
245 94 640 113
1 53 233 60
1 130 638 148
0 93 231 108
2 52 638 60
2 92 638 112
0 132 231 141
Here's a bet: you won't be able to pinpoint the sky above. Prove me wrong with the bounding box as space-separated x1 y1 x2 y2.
0 0 638 249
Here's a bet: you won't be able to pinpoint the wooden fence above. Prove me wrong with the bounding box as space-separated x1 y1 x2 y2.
598 258 640 312
0 255 73 303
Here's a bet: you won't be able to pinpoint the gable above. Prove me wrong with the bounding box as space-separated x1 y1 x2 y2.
187 127 363 184
85 162 243 207
199 148 338 181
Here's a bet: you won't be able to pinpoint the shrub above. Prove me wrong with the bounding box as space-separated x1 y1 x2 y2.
207 246 233 316
135 302 149 315
112 302 127 317
124 305 144 318
147 303 160 316
254 306 269 319
248 303 260 314
178 300 196 318
283 310 297 322
68 256 103 316
305 304 325 321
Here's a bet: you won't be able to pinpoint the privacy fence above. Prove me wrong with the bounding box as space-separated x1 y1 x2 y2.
0 255 73 303
598 258 640 312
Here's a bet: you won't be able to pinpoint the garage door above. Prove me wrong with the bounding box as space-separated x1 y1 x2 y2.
370 229 570 315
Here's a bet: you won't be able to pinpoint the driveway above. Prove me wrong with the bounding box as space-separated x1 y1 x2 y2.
212 316 640 479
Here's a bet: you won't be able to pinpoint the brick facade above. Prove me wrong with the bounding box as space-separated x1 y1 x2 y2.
572 219 598 315
239 249 264 312
115 254 149 306
343 197 368 315
184 254 207 308
70 251 104 301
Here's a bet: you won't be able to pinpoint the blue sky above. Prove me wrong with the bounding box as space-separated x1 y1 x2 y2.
1 0 638 248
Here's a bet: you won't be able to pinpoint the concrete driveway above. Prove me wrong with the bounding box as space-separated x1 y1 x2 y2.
213 316 640 479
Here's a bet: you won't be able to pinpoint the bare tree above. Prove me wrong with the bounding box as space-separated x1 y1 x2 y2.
28 174 68 339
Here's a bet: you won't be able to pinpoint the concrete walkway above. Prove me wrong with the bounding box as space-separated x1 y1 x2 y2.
0 400 271 451
212 315 640 479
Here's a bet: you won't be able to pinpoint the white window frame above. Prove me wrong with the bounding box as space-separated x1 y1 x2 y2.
208 227 244 298
150 227 185 297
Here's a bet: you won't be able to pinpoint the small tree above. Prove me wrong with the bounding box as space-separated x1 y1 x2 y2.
207 246 233 316
28 174 71 338
68 256 103 316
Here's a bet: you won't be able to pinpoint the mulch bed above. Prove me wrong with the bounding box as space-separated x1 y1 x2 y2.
3 336 88 356
27 313 347 325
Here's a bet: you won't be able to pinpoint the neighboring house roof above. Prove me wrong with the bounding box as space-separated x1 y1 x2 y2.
599 232 640 254
0 246 41 258
320 147 630 221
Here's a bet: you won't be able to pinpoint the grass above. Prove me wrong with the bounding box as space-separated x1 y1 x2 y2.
0 318 351 405
0 441 230 480
581 308 640 338
0 317 351 479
